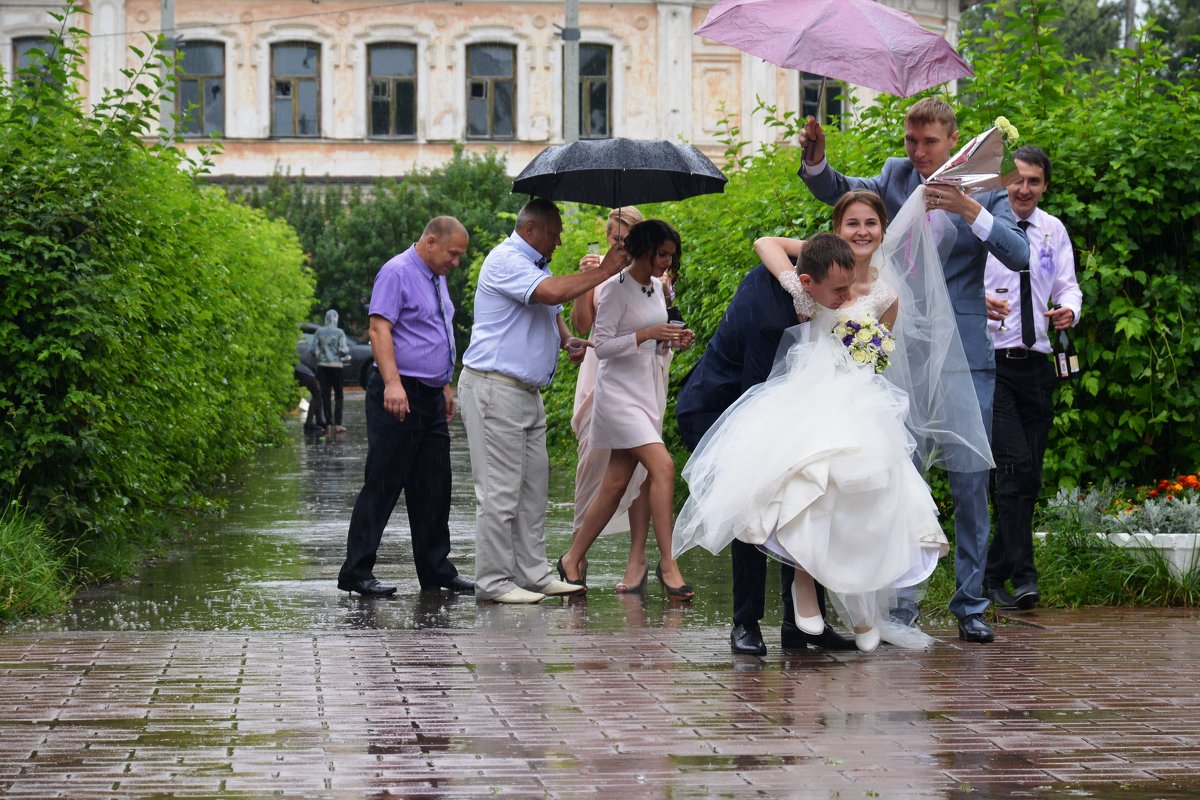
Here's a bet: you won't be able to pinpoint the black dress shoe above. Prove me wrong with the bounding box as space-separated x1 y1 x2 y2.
780 620 808 650
781 620 859 651
1011 584 1040 610
957 613 994 643
731 623 767 655
986 586 1018 610
339 578 397 597
445 576 476 594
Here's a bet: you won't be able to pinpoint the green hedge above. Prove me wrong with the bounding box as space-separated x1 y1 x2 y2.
237 146 526 348
0 9 312 594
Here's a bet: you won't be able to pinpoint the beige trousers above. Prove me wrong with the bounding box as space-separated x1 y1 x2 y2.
458 369 555 600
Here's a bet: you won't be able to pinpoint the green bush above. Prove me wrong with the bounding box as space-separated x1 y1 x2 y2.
237 145 525 349
957 1 1200 488
0 7 312 586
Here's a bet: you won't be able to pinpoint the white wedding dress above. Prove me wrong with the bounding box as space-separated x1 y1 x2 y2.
673 275 949 648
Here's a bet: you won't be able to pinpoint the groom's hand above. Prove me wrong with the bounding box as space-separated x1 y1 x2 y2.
925 184 981 224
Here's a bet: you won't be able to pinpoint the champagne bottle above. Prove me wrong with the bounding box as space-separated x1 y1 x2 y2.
1050 305 1080 379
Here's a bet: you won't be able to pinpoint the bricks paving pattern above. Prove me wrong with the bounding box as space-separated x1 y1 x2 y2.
4 400 1199 797
2 608 1199 798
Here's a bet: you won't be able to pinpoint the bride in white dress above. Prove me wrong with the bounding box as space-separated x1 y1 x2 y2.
674 189 984 652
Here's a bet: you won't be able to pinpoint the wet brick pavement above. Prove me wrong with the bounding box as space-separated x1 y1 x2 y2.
2 394 1199 798
2 607 1199 798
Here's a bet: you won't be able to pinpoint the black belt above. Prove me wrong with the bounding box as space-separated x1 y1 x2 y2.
370 366 445 392
996 348 1047 361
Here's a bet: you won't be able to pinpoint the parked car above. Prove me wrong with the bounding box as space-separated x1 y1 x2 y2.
298 322 375 388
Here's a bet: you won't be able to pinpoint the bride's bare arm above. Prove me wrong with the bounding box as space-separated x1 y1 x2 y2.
881 300 898 330
753 237 805 282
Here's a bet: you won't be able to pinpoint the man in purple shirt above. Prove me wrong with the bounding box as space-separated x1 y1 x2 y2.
337 216 475 597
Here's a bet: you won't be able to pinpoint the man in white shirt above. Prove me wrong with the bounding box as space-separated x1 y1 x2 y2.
459 198 626 604
983 145 1082 611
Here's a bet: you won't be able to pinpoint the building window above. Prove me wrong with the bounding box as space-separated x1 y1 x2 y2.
368 43 416 138
178 41 224 137
800 72 842 124
466 43 515 139
12 35 55 80
575 43 611 139
271 42 320 137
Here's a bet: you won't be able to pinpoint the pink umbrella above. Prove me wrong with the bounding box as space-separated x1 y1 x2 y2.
695 0 973 97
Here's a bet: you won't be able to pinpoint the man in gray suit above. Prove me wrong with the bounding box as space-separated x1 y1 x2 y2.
798 98 1030 644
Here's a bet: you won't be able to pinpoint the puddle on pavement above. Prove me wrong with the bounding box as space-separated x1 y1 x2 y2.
11 393 744 634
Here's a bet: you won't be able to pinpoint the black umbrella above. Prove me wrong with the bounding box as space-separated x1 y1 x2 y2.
511 138 727 207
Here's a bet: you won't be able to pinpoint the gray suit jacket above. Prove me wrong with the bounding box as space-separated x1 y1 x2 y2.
801 156 1030 371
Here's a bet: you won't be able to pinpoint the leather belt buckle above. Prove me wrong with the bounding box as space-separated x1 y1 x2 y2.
1002 348 1029 360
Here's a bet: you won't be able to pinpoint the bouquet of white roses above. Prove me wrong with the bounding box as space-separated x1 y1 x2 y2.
832 315 896 375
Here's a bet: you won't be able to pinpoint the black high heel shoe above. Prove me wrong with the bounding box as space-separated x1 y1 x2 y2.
556 555 586 587
655 562 695 602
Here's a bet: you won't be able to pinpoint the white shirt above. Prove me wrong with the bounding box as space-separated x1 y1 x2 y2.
462 233 564 387
986 206 1082 353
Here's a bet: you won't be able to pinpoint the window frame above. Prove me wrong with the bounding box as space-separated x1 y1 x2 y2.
573 42 612 140
176 40 225 138
367 41 417 140
270 40 322 138
465 42 516 141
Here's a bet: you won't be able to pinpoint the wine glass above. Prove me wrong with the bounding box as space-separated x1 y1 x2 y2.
995 287 1010 332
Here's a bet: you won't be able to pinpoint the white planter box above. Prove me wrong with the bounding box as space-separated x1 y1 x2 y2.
1035 531 1200 580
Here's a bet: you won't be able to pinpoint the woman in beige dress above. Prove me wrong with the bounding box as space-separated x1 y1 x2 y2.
560 219 696 600
570 206 666 592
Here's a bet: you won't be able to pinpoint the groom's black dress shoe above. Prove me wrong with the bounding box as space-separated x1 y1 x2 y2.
423 576 475 595
986 586 1019 610
1011 583 1040 610
957 613 994 643
339 578 397 597
731 623 767 655
445 576 476 594
781 620 858 651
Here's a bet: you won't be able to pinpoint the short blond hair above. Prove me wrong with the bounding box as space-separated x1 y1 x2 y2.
905 97 956 134
606 206 644 236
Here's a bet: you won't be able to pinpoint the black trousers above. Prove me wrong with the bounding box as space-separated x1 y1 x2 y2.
338 371 458 590
317 365 345 427
986 353 1057 591
679 413 830 628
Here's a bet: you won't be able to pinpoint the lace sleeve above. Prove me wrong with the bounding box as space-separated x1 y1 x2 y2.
777 270 816 317
867 277 898 319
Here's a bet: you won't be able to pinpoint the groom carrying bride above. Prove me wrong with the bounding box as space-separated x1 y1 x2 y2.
798 98 1030 644
676 234 861 655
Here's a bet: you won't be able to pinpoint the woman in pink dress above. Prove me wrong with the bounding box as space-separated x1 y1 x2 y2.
570 206 651 591
558 220 697 600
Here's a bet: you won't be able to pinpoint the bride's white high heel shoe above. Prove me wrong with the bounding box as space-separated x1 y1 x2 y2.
790 581 825 635
854 627 880 653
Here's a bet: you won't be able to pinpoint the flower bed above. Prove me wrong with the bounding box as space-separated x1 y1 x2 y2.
1038 472 1200 583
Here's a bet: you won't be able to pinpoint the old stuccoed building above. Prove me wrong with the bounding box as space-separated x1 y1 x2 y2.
2 0 963 181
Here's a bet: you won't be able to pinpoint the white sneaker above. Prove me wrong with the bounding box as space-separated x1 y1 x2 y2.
541 579 587 596
485 587 545 604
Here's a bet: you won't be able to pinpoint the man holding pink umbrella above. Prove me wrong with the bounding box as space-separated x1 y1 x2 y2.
798 98 1030 644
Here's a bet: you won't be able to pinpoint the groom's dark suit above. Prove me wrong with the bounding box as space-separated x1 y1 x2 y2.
801 156 1030 621
676 264 806 633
